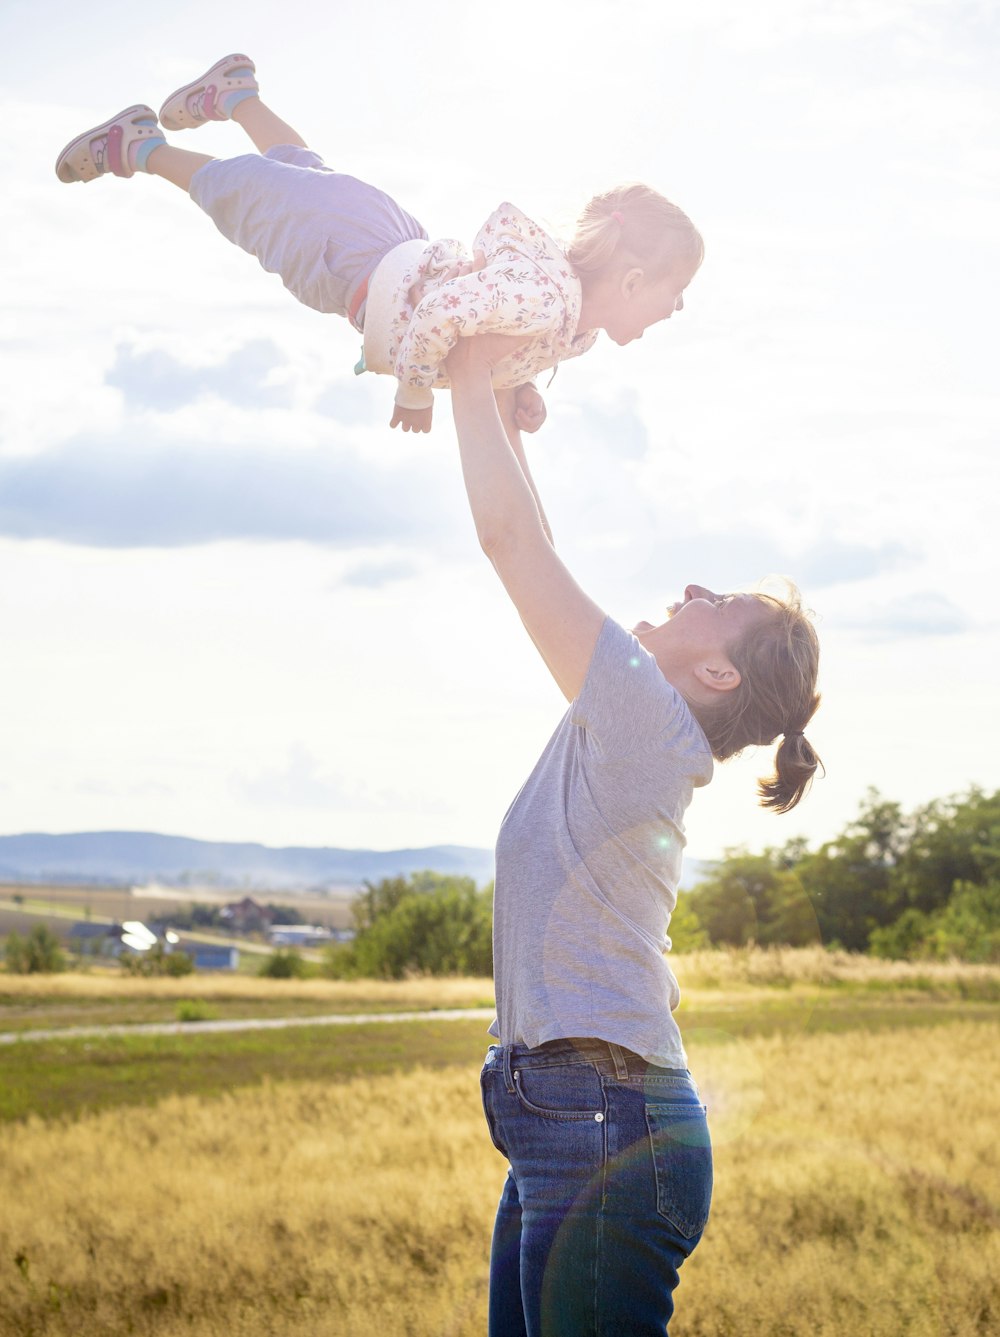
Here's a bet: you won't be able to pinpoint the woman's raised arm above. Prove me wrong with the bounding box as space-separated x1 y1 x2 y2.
448 337 605 701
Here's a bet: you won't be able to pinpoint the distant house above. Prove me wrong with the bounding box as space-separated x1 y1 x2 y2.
68 921 116 955
189 945 239 971
219 897 275 935
68 921 236 971
268 925 336 948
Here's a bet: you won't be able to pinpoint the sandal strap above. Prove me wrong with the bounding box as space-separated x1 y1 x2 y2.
201 83 223 120
107 123 125 176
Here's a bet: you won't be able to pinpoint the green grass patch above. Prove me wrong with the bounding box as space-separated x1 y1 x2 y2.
2 992 997 1126
676 993 999 1040
0 1018 492 1124
175 999 218 1023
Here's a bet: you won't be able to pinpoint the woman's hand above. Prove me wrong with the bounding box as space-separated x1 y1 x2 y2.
446 332 533 382
408 249 488 307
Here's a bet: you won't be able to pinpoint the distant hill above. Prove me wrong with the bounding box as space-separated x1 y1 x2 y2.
0 831 496 891
0 832 710 894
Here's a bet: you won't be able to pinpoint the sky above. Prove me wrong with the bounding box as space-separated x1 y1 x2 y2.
1 0 998 870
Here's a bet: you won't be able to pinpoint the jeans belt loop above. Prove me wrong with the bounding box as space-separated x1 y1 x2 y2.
608 1042 629 1080
502 1045 516 1094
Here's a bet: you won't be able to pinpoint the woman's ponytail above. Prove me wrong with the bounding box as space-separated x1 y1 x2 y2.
758 729 823 814
690 582 823 812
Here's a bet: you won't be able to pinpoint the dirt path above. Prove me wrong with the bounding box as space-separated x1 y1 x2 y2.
0 1007 496 1046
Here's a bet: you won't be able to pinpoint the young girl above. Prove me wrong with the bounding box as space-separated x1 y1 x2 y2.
55 54 703 436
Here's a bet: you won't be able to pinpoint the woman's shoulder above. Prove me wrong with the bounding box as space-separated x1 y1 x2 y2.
574 618 712 775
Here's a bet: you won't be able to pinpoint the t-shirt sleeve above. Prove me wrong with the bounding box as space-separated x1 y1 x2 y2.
571 617 711 764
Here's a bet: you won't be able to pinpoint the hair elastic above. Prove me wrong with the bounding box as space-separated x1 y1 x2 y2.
611 210 624 225
785 730 804 738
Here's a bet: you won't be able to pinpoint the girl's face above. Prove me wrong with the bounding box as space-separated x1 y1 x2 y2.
603 265 694 346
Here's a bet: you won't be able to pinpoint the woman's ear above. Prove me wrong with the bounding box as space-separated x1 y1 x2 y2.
692 659 742 695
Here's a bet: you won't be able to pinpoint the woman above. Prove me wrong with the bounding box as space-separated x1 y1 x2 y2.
446 336 822 1336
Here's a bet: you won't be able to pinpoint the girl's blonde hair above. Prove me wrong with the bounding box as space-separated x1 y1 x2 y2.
566 183 704 281
692 583 823 814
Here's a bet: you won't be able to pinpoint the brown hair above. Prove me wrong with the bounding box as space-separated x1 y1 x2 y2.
565 183 704 283
692 583 823 813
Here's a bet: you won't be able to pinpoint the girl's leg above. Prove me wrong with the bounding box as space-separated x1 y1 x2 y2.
144 143 215 193
158 55 307 153
230 98 307 153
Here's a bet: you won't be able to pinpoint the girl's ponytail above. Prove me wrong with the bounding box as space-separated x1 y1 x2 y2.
566 183 704 280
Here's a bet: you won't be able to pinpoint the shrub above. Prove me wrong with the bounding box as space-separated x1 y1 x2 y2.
176 999 217 1023
3 925 65 974
258 948 309 979
119 945 193 977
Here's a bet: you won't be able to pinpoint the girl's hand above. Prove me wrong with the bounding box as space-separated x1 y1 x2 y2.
514 383 547 434
390 404 433 433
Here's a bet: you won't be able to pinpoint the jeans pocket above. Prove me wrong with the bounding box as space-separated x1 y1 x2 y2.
645 1102 713 1238
513 1062 605 1121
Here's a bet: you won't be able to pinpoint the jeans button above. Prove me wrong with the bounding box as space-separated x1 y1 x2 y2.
595 1112 604 1122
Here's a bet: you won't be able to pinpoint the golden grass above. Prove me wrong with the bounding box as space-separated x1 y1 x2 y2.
0 971 495 1009
5 948 999 1006
1 1021 997 1335
671 944 1000 993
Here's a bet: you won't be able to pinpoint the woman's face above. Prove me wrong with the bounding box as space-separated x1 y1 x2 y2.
632 585 764 655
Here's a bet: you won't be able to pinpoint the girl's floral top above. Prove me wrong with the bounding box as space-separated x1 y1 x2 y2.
380 204 599 410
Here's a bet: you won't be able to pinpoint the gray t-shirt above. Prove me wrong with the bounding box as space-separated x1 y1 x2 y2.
489 616 713 1067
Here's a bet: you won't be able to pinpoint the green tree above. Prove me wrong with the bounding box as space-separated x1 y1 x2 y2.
351 875 414 934
684 786 1000 958
4 924 66 974
328 873 493 979
868 908 934 960
923 881 1000 962
892 789 1000 916
667 894 709 952
869 883 1000 963
796 789 910 951
686 849 818 947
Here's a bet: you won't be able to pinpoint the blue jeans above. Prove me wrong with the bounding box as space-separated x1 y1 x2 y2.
480 1038 712 1337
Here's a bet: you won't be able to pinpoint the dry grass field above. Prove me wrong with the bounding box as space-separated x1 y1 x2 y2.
0 955 998 1335
1 1020 997 1336
672 945 1000 994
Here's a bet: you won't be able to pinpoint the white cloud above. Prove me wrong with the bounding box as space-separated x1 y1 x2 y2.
0 429 460 548
838 591 974 640
0 0 997 864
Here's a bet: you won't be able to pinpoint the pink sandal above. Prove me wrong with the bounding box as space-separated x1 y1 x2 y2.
55 105 164 182
158 54 258 130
